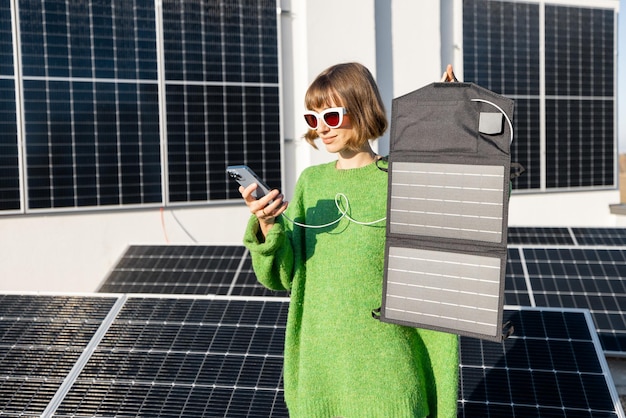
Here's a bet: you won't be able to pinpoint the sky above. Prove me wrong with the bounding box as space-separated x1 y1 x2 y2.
617 0 626 153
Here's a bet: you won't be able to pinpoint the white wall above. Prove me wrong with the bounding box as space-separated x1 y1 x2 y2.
509 190 624 226
0 205 251 293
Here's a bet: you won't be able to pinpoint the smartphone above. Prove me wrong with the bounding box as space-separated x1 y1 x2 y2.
226 165 273 199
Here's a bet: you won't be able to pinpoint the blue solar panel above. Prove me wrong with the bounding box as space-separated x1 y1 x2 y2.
0 1 19 212
463 0 616 191
2 0 281 213
459 307 622 417
505 243 626 355
99 245 288 297
162 0 281 204
54 296 289 417
0 295 119 416
459 309 624 418
0 295 622 417
507 226 575 245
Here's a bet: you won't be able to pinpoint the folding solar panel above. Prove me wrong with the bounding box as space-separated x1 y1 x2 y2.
380 82 514 342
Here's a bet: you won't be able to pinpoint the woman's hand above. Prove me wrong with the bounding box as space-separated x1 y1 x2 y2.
440 64 458 82
239 183 288 238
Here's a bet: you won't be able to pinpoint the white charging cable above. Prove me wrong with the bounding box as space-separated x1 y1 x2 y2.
281 193 386 229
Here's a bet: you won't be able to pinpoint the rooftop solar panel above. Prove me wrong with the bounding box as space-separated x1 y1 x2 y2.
0 295 622 417
0 295 118 417
53 295 289 418
520 246 626 355
3 0 281 213
98 245 288 297
504 243 626 355
459 307 623 417
463 0 617 192
508 227 626 247
507 226 575 245
572 228 626 247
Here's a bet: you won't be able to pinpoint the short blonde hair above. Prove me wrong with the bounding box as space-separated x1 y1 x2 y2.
303 62 388 150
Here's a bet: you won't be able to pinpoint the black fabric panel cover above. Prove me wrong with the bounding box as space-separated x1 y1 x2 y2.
380 82 514 342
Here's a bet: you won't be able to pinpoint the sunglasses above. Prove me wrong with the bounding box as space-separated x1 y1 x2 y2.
303 107 347 129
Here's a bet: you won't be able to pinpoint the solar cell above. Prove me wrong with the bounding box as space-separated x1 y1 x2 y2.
389 162 506 242
384 245 505 339
504 247 533 307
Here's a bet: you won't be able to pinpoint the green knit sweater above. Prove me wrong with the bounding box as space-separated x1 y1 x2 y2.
244 161 459 418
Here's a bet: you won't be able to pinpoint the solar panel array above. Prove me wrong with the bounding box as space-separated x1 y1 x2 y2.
100 228 626 356
506 227 626 356
459 307 621 417
2 226 626 416
463 0 616 191
0 293 621 417
1 0 281 214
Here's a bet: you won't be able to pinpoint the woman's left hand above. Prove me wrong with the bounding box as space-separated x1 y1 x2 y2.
440 64 458 82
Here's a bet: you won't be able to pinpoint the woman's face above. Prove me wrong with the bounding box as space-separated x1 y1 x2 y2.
309 101 354 154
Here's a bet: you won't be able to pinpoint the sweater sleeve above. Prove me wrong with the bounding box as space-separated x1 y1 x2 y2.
417 329 459 418
243 215 295 291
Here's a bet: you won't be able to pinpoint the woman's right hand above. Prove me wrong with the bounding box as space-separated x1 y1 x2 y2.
239 183 288 238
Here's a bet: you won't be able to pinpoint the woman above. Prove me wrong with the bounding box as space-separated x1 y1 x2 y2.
239 62 459 417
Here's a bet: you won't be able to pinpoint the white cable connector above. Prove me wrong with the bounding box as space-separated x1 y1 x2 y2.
471 98 514 144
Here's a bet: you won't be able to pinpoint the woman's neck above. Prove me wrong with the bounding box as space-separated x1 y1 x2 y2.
336 145 378 170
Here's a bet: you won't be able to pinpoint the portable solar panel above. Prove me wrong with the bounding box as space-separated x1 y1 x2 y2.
380 82 514 342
